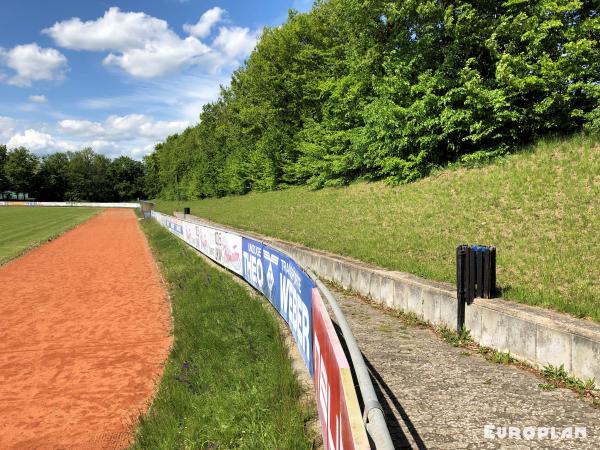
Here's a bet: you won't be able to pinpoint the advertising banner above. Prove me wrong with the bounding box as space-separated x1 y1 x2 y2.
193 223 243 275
0 202 140 208
152 211 243 276
242 237 314 375
150 211 372 446
312 289 369 450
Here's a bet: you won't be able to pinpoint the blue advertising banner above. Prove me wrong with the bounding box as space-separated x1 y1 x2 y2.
242 237 314 376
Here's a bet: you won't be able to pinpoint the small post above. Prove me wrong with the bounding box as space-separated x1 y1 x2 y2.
490 246 497 298
183 207 190 218
483 247 491 298
456 245 467 331
467 246 475 304
476 246 483 298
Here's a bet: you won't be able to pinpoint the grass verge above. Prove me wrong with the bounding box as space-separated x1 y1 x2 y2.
132 218 314 449
438 325 472 347
0 206 99 264
539 364 597 397
154 133 600 322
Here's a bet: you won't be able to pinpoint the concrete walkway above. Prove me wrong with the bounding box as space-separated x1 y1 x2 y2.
327 285 600 449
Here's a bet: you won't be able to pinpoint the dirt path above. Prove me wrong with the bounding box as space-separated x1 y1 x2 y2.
0 209 172 449
328 285 600 449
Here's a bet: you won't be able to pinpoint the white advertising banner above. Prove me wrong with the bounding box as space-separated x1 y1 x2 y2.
152 211 243 276
0 201 139 208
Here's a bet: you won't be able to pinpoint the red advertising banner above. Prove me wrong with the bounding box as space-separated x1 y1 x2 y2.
312 289 369 450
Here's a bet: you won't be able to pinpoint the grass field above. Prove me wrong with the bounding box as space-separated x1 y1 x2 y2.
133 218 314 448
155 133 600 322
0 207 99 264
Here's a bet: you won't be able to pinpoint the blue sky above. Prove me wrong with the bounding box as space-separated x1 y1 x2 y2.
0 0 313 159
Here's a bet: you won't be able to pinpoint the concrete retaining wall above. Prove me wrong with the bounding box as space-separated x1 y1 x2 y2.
175 212 600 383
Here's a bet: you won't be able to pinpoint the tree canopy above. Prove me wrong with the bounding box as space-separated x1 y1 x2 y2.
149 0 600 199
0 146 147 202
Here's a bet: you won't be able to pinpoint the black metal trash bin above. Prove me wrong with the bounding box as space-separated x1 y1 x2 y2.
456 244 497 330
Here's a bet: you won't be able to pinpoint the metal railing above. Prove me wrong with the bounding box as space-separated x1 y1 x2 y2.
309 273 395 450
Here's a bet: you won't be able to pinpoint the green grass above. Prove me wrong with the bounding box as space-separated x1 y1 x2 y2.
477 347 521 366
0 206 99 264
540 363 597 397
154 133 600 322
438 325 473 347
132 218 314 449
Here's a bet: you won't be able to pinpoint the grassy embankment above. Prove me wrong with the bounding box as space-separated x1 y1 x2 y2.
155 133 600 322
0 206 99 264
132 218 314 448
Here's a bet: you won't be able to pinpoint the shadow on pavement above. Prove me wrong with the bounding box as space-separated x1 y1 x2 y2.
363 354 428 450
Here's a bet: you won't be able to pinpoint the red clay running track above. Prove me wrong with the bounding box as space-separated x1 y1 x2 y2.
0 209 172 449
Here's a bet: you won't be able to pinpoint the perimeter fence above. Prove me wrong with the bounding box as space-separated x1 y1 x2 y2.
143 201 394 450
0 201 139 208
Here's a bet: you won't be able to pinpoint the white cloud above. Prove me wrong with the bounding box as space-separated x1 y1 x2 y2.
44 7 258 79
103 36 211 78
0 43 68 87
213 26 259 61
2 112 189 159
59 114 189 141
29 95 47 103
139 119 190 138
184 7 226 38
0 116 16 141
7 129 76 153
44 7 212 78
5 125 162 159
43 7 169 52
59 119 104 135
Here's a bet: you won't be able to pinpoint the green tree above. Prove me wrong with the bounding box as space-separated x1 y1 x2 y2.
0 145 7 192
110 156 145 201
38 152 70 200
146 0 600 196
4 147 39 196
142 152 162 199
66 148 114 201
